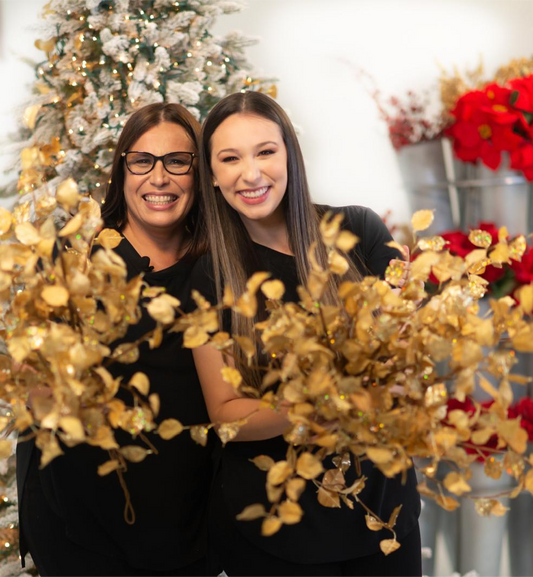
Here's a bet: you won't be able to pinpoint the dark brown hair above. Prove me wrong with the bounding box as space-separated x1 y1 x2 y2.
199 92 362 389
102 102 206 259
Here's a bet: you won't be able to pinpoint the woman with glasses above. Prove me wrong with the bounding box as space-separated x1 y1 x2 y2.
17 103 215 576
189 92 422 576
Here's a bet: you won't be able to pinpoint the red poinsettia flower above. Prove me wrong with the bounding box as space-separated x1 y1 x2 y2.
447 85 524 170
510 143 533 181
511 246 533 285
509 397 533 442
509 76 533 115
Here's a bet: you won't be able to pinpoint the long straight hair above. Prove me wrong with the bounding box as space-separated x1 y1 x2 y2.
199 92 362 389
101 102 207 260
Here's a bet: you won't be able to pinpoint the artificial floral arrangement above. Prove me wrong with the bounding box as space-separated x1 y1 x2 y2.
373 55 533 181
3 187 533 555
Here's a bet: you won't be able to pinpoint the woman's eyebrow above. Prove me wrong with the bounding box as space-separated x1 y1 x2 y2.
216 141 278 155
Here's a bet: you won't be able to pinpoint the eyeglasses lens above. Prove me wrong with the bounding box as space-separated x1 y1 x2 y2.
126 152 193 175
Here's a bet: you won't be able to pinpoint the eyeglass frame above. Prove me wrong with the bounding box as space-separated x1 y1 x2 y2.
121 150 196 175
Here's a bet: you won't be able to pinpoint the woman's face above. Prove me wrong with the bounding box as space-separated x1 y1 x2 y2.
123 121 195 235
210 113 288 225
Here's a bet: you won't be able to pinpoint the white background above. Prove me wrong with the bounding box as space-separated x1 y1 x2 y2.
1 0 533 222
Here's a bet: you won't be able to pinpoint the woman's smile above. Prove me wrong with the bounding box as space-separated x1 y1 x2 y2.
237 185 270 204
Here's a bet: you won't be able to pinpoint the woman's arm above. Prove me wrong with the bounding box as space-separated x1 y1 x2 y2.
193 344 289 442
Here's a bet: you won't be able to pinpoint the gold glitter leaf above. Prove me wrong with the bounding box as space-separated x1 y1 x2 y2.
319 212 344 247
15 222 42 245
475 498 509 517
497 418 528 454
58 213 83 237
129 372 150 396
388 504 403 528
435 495 460 511
380 539 401 556
0 440 12 460
246 271 271 294
56 177 81 208
468 230 492 248
59 416 85 441
158 418 184 440
296 452 324 480
148 394 160 417
516 285 533 315
317 487 341 508
23 104 41 130
190 425 209 446
223 285 234 307
120 446 148 463
36 433 64 467
411 210 434 232
385 261 407 287
286 478 306 501
234 336 256 360
235 292 258 318
489 243 510 265
417 236 447 252
443 472 471 496
96 228 122 250
41 286 69 307
251 455 275 471
367 447 394 464
261 516 283 537
509 236 526 261
236 504 266 521
0 207 13 235
221 366 242 390
336 230 358 252
328 251 350 275
146 294 179 324
97 460 121 476
183 325 209 348
261 280 285 300
35 37 56 52
218 421 244 445
278 500 303 525
365 514 384 531
267 461 294 485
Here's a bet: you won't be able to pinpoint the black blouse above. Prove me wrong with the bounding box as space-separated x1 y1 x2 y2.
18 237 213 571
189 205 421 564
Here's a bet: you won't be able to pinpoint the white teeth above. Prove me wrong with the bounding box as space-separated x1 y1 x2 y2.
240 186 268 199
143 195 177 204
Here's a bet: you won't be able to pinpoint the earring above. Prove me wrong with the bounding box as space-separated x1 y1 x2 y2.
213 181 218 187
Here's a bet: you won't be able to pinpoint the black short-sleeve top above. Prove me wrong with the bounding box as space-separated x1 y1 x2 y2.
189 205 421 564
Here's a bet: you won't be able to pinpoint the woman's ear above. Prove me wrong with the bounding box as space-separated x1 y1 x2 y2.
212 177 218 187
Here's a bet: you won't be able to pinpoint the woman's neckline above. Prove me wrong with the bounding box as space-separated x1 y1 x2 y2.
119 234 191 276
252 241 294 258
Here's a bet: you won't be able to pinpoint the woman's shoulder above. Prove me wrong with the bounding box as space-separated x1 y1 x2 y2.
315 204 386 238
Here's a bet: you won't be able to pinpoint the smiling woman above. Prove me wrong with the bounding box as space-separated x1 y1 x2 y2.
16 103 215 577
189 92 421 576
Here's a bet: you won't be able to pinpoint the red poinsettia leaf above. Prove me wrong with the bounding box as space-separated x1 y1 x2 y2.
480 143 501 170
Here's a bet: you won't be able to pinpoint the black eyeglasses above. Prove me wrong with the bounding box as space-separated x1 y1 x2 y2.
122 151 196 175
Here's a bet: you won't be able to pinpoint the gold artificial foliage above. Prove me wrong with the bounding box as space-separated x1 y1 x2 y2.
3 192 533 550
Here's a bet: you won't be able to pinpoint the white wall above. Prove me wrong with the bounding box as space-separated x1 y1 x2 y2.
2 0 533 221
0 0 43 207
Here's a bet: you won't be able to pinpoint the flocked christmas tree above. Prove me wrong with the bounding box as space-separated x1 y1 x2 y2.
0 0 274 573
7 0 275 204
